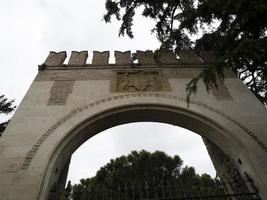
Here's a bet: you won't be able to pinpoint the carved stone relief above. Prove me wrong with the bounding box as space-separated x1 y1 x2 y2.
113 70 171 92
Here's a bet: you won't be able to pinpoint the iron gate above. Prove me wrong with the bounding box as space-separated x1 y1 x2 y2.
58 178 261 200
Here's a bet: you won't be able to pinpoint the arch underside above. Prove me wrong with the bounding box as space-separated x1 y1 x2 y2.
38 103 266 200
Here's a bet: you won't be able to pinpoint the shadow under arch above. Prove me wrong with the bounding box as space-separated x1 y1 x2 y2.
38 103 260 200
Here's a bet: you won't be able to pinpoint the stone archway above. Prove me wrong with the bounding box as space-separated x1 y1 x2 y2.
37 102 264 200
0 50 267 200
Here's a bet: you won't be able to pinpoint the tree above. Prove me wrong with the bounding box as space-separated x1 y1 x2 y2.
71 150 224 199
64 181 72 200
103 0 267 104
0 95 16 137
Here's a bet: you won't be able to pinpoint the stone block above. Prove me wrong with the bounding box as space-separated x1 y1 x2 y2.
136 50 155 64
0 157 24 173
115 51 131 64
43 51 67 66
158 51 179 64
178 50 202 64
211 83 234 101
92 51 109 64
68 51 88 65
48 80 74 105
0 184 38 200
0 146 31 159
199 50 216 63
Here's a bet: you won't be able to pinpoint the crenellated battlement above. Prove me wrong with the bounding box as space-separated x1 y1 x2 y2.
39 50 216 70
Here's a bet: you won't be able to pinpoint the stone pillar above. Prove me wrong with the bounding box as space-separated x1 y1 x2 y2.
68 51 88 65
92 51 109 64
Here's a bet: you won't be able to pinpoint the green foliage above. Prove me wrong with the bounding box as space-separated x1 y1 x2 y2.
0 95 15 114
64 181 72 199
71 150 224 199
104 0 267 104
0 95 16 137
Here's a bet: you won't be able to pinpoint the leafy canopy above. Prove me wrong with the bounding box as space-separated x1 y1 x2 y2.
104 0 267 104
0 95 16 136
71 150 223 200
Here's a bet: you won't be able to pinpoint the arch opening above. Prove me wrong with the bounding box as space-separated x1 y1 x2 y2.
39 104 261 200
67 122 217 184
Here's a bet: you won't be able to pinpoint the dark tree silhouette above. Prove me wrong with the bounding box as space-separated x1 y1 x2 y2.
71 150 224 200
0 95 16 137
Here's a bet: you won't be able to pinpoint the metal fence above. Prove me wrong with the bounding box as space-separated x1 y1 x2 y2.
68 178 260 200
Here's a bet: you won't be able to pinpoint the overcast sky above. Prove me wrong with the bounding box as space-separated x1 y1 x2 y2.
0 0 216 184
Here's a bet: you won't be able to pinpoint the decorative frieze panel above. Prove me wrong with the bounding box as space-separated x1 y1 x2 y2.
112 70 171 92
